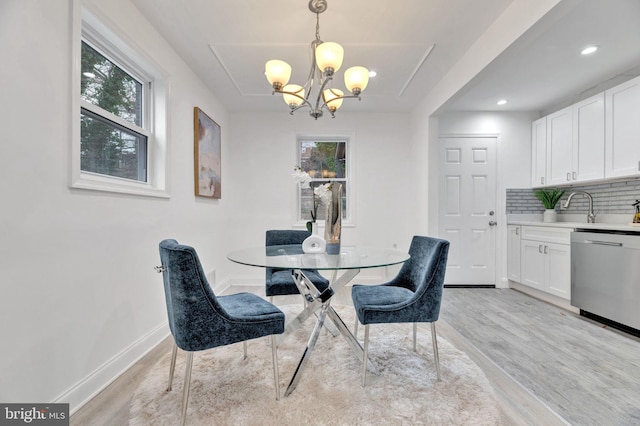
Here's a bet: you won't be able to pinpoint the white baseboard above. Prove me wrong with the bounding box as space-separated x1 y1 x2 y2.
498 277 510 289
509 281 579 314
58 321 170 415
212 276 234 294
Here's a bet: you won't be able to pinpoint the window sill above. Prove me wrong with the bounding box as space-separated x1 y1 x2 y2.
71 173 169 198
292 220 355 229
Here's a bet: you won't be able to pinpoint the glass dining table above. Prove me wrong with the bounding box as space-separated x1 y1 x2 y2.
227 244 410 396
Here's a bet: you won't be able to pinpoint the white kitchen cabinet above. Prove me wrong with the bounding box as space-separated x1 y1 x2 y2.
546 106 573 186
507 225 521 282
544 94 605 186
520 240 546 290
572 93 605 182
519 226 571 300
605 75 640 178
545 242 571 299
531 117 547 187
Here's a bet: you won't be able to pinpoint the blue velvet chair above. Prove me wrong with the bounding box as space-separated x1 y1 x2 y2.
265 230 330 300
157 239 285 426
351 236 449 386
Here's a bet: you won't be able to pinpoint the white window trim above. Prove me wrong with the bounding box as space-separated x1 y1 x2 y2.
71 1 170 198
293 133 355 228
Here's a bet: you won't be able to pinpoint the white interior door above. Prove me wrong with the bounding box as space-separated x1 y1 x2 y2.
439 137 497 285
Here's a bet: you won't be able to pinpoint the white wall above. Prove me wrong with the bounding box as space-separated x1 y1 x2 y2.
0 0 233 411
408 0 560 290
0 0 562 413
409 0 561 236
226 112 416 284
0 0 418 412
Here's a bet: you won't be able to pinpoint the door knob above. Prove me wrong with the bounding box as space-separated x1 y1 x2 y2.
489 221 497 226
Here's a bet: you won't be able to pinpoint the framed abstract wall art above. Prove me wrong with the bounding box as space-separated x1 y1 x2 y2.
194 107 221 198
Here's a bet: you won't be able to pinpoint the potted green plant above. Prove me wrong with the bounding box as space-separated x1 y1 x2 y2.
534 188 565 222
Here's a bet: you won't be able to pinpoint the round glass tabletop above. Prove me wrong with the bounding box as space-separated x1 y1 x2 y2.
227 245 410 270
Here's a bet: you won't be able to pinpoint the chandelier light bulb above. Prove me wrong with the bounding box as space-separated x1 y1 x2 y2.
315 42 344 74
282 84 305 108
323 88 344 112
265 60 292 89
344 66 369 95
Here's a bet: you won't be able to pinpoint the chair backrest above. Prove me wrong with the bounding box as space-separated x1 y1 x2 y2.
158 239 229 351
393 236 450 320
265 229 312 277
265 229 310 246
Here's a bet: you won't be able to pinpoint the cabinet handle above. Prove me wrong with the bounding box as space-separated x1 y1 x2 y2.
539 245 543 253
572 171 577 180
544 245 549 254
567 172 571 181
541 177 545 185
515 228 519 235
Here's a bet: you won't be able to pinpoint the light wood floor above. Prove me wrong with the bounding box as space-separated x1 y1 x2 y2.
441 288 640 426
71 287 640 425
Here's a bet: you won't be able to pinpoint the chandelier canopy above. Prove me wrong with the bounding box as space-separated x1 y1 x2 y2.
264 0 370 119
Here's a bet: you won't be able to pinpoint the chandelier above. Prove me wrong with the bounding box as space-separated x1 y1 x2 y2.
264 0 370 119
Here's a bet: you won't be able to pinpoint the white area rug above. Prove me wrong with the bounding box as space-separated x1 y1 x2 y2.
129 305 501 425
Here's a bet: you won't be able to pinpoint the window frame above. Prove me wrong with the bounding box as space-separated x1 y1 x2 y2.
71 2 170 198
294 134 354 227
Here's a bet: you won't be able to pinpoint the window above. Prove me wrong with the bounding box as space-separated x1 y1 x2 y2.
297 137 352 224
80 41 148 182
71 4 168 197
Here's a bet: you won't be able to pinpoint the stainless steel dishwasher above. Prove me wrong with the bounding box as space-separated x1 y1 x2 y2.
571 229 640 334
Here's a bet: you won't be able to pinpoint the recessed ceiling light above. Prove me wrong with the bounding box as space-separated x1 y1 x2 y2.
497 99 507 105
368 70 377 78
581 45 598 55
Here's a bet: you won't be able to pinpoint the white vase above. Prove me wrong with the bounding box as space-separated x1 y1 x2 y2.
302 222 326 253
543 209 557 223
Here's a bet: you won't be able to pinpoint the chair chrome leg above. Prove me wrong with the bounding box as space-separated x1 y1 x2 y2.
413 323 417 352
431 322 441 381
243 341 248 360
167 342 178 391
361 324 369 387
354 318 358 338
271 335 280 401
181 352 193 426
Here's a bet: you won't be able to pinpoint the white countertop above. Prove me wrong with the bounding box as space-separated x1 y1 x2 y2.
507 214 640 232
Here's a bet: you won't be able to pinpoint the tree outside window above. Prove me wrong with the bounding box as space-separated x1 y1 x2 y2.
80 41 148 182
298 139 348 222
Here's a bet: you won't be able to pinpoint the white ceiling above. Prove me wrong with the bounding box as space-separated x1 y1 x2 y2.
130 0 640 116
438 0 640 114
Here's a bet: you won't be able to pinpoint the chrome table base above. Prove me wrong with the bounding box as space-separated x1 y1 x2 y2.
281 268 374 396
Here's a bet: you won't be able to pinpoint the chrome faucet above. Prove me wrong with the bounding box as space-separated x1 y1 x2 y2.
564 191 596 223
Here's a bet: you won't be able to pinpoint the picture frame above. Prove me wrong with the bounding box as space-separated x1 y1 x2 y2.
194 107 221 198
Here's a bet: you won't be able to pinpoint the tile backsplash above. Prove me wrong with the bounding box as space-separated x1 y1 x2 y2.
506 178 640 215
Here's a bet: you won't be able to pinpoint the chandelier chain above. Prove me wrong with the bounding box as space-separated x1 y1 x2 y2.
315 11 321 41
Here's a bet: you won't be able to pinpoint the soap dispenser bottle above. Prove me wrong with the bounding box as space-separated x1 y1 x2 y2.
633 200 640 224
